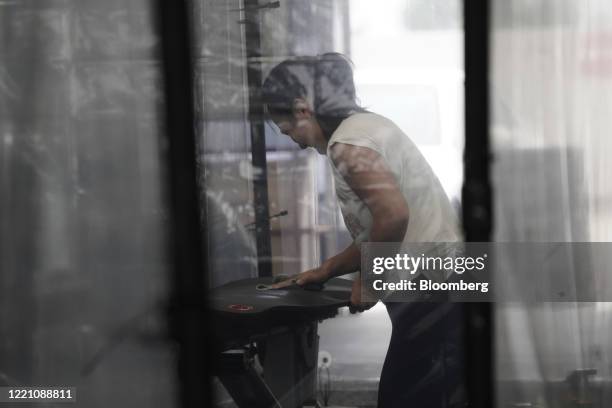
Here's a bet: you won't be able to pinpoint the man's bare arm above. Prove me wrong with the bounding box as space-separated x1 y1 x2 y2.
322 242 361 278
272 143 409 289
329 142 409 243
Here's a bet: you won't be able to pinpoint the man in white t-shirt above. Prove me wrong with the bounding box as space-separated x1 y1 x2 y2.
263 53 466 408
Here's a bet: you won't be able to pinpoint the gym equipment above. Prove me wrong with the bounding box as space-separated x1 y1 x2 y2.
210 277 352 408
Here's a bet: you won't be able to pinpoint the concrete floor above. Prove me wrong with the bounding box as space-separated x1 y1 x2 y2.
318 302 392 381
213 303 391 407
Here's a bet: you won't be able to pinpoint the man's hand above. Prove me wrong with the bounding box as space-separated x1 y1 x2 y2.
349 275 377 313
271 265 331 289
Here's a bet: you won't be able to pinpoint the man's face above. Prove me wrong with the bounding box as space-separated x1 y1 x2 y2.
271 99 327 154
274 115 310 150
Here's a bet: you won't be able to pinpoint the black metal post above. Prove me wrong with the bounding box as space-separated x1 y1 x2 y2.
244 0 273 277
462 0 494 407
155 1 211 407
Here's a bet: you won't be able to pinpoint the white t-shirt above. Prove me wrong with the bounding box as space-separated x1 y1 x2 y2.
327 113 462 248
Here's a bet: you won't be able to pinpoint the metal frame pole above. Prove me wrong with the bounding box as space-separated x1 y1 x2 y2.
462 0 494 406
155 1 211 406
244 0 273 277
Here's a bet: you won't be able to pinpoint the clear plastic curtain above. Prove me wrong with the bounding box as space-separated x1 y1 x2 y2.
0 1 177 406
492 0 612 406
196 1 465 405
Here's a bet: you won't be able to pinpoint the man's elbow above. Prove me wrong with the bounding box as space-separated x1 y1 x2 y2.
392 211 410 240
378 209 409 241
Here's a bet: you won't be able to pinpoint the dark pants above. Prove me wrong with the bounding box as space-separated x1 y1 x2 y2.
378 301 467 408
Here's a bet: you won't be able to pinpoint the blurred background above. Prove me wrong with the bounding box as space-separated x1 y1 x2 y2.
1 0 612 407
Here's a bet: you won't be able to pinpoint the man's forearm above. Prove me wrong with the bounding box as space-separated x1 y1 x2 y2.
369 215 409 244
323 242 361 278
322 216 407 280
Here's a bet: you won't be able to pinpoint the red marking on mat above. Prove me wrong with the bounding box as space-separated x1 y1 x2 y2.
228 304 254 312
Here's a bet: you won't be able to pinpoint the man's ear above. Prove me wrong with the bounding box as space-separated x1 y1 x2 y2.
292 98 312 119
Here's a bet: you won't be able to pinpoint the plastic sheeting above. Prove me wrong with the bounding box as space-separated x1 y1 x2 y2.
0 1 177 406
194 1 465 406
492 0 612 406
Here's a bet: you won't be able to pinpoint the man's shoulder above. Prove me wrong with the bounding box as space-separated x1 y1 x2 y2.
332 112 397 141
